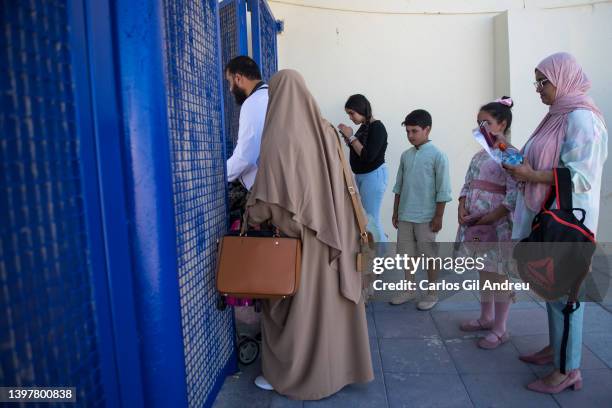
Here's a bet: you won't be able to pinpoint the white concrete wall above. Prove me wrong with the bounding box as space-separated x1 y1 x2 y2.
268 0 612 241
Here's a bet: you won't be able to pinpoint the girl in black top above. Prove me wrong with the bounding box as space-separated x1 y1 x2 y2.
338 94 388 241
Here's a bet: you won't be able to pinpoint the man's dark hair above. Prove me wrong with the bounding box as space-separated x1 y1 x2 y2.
225 56 262 80
402 109 432 129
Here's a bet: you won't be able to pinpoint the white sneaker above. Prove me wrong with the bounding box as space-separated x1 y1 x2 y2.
389 291 418 305
254 375 274 391
417 293 439 311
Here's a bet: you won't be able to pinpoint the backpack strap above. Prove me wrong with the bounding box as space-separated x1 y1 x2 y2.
560 301 581 374
331 126 370 245
331 126 372 275
543 167 573 210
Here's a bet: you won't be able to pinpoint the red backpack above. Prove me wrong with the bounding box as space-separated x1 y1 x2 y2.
513 167 596 301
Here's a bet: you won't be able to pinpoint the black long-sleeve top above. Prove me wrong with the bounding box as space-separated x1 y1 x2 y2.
349 120 388 174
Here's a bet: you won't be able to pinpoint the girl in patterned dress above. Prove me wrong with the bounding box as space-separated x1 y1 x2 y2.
456 97 518 349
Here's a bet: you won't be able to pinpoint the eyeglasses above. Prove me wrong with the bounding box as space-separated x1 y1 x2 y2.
533 78 550 90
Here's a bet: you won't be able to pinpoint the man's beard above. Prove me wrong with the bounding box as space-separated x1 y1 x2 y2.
232 87 248 105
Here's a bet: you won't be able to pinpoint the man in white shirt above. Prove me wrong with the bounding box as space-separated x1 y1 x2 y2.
225 56 269 190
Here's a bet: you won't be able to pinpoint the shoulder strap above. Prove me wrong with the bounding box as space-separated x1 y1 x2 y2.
331 126 370 244
249 81 268 96
543 167 573 210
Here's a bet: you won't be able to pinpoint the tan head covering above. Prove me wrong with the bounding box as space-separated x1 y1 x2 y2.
247 69 362 303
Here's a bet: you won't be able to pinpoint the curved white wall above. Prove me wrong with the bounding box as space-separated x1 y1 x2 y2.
269 0 612 241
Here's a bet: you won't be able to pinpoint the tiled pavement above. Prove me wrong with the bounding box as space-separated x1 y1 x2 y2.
213 290 612 407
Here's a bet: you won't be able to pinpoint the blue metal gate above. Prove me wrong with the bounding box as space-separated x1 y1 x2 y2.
219 0 248 155
220 0 280 156
0 1 124 405
112 0 236 406
3 0 246 406
249 0 282 82
163 1 237 406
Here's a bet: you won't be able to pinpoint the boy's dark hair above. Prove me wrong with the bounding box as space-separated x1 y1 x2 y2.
479 96 514 135
344 94 373 123
402 109 432 129
225 56 262 80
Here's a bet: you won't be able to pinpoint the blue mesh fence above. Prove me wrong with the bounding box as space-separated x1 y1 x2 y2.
0 1 104 405
219 0 246 158
256 0 278 82
163 0 235 407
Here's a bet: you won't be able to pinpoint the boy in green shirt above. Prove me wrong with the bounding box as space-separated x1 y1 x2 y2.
390 110 452 310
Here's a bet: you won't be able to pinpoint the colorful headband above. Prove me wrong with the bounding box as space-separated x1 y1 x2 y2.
494 97 513 107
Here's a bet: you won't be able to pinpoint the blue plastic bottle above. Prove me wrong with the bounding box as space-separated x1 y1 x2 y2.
499 143 523 165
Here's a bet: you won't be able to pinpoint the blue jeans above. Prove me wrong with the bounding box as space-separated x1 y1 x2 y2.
355 164 388 242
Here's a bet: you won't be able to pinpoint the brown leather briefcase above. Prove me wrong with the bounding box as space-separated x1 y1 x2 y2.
216 125 370 300
215 219 302 299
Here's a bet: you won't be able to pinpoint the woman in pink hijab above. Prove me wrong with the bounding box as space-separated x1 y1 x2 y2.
503 52 608 394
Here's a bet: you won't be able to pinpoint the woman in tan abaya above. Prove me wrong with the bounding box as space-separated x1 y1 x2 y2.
246 69 374 400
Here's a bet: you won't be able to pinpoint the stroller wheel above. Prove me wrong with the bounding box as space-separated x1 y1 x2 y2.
238 337 260 365
216 296 227 311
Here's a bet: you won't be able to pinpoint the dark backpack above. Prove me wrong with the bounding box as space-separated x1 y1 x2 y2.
513 167 596 301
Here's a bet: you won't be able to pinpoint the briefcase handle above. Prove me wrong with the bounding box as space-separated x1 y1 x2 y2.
240 208 281 237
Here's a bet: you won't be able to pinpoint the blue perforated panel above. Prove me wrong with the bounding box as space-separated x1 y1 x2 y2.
0 1 104 405
257 0 278 81
219 0 245 157
163 1 234 407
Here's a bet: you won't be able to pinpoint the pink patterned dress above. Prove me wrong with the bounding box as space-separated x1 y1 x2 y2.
456 149 518 273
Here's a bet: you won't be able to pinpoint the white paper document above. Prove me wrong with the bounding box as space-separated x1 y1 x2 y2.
472 128 502 164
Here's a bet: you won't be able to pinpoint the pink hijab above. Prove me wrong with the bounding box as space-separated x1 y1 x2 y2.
522 52 604 211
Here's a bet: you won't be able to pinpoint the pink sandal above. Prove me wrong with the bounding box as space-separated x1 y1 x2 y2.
527 369 582 394
460 319 493 332
478 331 510 349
